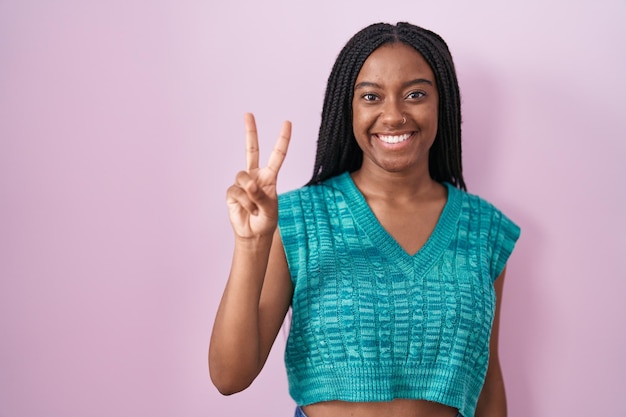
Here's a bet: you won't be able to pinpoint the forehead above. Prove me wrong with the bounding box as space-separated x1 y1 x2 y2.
356 42 435 83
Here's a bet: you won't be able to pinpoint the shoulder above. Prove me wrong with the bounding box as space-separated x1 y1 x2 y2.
278 173 352 238
446 185 523 280
278 172 349 204
449 185 512 221
449 184 521 242
450 184 495 210
450 185 521 277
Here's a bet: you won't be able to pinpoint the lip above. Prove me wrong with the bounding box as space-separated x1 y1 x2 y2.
375 132 414 145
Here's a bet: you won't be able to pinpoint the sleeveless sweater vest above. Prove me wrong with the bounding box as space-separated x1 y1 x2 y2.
278 172 520 417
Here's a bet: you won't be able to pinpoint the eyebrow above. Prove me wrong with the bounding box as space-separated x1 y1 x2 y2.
354 78 434 90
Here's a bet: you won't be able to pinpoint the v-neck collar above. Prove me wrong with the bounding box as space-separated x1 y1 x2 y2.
331 172 462 276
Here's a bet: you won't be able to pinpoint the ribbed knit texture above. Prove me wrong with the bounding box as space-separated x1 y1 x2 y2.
278 172 520 417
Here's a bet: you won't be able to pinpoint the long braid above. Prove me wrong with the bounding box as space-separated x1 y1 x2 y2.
307 22 466 191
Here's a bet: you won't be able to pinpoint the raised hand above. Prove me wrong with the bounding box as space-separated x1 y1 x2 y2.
226 113 291 239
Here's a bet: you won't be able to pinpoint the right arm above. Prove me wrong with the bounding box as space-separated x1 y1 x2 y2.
208 113 293 395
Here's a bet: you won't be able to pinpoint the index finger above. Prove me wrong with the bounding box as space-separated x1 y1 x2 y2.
266 120 291 175
244 113 259 172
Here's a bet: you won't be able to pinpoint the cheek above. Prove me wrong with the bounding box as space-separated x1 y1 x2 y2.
419 103 438 129
432 99 439 124
352 106 372 132
352 105 380 123
431 109 439 128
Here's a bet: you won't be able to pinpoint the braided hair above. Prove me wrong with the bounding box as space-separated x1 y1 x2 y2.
307 22 466 191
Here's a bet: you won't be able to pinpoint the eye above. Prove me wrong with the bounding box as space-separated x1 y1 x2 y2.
406 91 426 100
361 93 379 102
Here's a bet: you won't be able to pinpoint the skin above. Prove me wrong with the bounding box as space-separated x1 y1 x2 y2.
209 113 293 394
350 42 446 257
209 43 508 417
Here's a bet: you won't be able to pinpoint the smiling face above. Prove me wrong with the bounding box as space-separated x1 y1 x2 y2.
352 42 439 177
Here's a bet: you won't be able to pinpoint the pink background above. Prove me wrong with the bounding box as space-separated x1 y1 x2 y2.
1 1 624 416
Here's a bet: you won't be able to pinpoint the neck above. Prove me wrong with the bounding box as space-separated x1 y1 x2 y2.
350 164 440 202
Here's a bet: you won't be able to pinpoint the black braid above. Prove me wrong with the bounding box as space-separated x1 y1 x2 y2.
307 22 466 191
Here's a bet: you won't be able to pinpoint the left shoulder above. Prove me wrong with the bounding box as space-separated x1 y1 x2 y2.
447 184 504 216
447 185 521 278
448 184 521 235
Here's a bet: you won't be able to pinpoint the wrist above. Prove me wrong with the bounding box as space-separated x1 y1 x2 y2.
233 232 275 250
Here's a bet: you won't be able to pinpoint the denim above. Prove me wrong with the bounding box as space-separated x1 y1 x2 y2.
294 406 462 417
294 406 307 417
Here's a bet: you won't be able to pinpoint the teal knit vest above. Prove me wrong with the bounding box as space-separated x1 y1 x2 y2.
278 172 520 417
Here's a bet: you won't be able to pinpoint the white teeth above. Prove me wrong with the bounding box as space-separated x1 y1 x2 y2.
378 133 411 144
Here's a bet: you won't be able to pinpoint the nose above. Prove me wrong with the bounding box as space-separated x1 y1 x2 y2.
380 99 405 126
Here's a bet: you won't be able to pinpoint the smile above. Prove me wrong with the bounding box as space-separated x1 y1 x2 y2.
378 133 412 144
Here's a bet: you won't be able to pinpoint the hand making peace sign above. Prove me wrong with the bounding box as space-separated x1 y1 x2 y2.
226 113 291 239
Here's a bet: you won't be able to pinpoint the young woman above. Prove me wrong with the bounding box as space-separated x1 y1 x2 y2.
209 22 520 417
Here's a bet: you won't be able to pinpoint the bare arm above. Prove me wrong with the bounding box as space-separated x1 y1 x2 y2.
475 267 508 417
209 113 293 395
